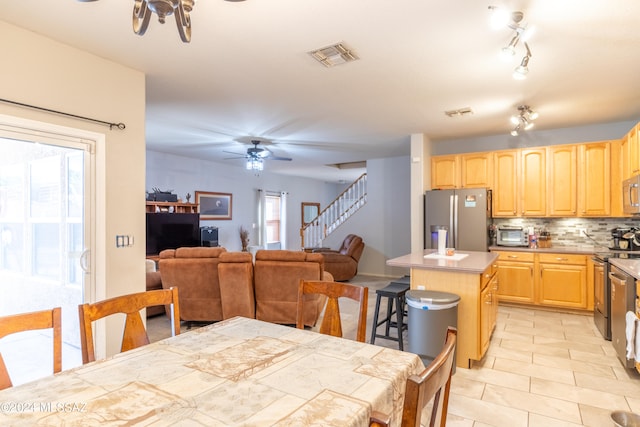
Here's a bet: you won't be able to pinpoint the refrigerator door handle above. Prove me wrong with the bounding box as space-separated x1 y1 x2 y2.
452 194 458 248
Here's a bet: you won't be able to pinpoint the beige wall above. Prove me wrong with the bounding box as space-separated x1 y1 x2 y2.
0 21 146 358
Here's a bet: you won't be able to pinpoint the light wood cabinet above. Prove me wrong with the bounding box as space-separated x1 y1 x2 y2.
495 251 535 303
622 123 639 179
429 133 626 219
461 152 493 188
431 153 492 190
520 148 546 216
610 139 626 217
480 267 499 356
547 145 577 216
493 150 519 217
431 155 459 189
578 142 611 216
146 201 198 214
538 254 587 309
493 250 591 311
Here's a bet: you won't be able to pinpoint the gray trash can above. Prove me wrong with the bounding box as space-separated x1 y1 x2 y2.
406 290 460 369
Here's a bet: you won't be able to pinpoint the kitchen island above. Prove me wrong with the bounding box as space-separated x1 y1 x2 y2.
387 250 498 368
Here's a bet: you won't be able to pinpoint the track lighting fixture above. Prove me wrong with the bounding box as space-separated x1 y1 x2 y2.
489 6 534 78
510 105 538 136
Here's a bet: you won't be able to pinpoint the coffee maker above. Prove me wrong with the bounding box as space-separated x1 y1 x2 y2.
611 227 631 250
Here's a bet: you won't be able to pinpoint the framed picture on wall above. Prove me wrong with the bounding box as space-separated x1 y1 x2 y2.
195 191 232 220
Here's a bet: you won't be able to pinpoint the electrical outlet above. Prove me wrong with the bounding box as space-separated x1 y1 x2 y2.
578 228 587 236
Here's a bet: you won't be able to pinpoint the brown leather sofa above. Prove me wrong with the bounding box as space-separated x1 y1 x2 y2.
145 259 165 317
158 246 227 322
253 250 330 327
313 234 365 281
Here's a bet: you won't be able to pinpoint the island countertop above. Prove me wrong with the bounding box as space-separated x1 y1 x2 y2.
387 250 498 274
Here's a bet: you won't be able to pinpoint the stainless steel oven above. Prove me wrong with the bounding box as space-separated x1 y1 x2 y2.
609 264 637 369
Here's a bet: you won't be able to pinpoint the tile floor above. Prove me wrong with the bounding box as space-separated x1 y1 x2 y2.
148 274 640 426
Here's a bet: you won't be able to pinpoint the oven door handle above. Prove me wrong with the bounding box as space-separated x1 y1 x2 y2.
608 271 627 284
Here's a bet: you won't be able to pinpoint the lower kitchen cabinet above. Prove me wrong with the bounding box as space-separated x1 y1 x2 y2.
480 271 499 355
495 251 535 304
493 250 591 311
538 253 588 309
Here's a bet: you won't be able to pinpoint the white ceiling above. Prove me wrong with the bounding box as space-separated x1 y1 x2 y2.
2 0 640 182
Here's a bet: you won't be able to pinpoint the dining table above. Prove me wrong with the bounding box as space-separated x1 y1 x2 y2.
0 316 425 426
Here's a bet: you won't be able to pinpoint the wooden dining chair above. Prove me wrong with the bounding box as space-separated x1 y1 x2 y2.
78 287 180 364
0 307 62 390
402 326 457 427
296 279 368 342
371 327 457 427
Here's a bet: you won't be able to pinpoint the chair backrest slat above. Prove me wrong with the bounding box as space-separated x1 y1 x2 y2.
296 280 368 342
0 307 62 390
78 287 180 364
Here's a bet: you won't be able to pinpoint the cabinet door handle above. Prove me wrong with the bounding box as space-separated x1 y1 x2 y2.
555 257 568 261
508 255 518 259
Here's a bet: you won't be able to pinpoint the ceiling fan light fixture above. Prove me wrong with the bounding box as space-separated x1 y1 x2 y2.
246 157 264 171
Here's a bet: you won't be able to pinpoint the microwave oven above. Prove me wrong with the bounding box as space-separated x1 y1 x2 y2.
496 226 529 247
623 175 640 215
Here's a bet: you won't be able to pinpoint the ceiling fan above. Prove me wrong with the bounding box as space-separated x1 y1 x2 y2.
224 140 292 171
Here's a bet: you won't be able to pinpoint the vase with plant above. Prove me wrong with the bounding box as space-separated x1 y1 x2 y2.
239 226 250 252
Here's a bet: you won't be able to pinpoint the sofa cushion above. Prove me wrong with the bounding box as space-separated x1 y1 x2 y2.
218 252 255 319
158 246 227 322
253 250 326 326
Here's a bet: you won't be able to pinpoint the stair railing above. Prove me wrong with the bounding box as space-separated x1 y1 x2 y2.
300 173 367 249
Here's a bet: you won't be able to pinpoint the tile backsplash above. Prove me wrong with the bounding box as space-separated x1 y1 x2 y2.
492 217 640 250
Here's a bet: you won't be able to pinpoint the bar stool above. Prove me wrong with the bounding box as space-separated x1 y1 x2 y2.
370 282 410 350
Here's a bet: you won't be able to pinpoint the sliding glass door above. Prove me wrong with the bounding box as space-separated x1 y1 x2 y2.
0 128 93 385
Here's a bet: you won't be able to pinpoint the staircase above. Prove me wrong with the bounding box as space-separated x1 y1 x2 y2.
300 173 367 249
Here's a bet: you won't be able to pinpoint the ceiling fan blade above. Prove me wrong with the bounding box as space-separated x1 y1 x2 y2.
223 150 245 156
268 156 292 161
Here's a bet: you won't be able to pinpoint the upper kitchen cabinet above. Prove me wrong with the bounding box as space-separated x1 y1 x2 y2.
610 139 626 217
621 123 639 180
578 141 611 217
460 153 493 188
431 155 459 189
493 150 519 217
520 148 547 216
547 145 577 216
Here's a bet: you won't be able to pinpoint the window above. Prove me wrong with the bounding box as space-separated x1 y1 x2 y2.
265 195 281 244
258 190 287 250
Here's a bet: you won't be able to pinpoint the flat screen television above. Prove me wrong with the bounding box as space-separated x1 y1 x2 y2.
146 213 200 255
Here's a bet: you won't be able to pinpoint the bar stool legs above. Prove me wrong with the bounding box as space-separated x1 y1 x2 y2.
370 282 409 350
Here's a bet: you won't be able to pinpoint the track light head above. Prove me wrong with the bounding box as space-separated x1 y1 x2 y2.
510 105 538 135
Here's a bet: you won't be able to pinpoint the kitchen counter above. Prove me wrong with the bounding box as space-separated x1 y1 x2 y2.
387 250 498 368
387 250 497 273
489 245 601 255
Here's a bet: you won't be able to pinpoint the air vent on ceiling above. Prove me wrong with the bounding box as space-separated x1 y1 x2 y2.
309 43 359 68
445 107 474 117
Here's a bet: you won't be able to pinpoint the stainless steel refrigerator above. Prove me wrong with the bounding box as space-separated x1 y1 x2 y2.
424 188 492 252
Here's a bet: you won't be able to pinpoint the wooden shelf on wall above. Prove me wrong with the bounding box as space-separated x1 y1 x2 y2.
146 201 198 214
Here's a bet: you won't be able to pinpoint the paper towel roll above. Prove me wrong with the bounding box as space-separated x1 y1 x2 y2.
438 229 447 255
